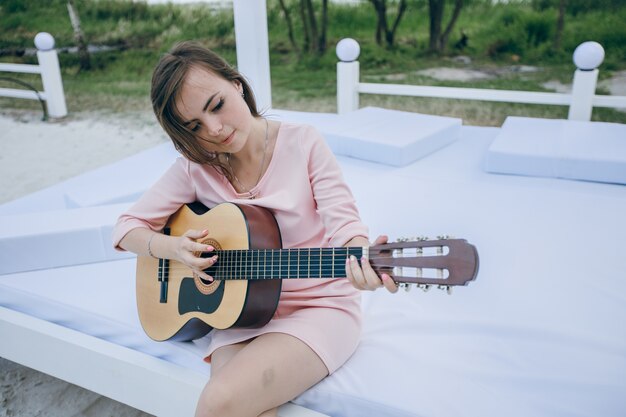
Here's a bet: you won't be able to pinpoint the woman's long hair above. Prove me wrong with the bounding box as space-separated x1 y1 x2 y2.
151 42 259 179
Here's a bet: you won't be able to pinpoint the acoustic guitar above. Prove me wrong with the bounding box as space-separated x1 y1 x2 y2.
136 202 479 342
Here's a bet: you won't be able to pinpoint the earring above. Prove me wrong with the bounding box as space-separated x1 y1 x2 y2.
240 91 245 98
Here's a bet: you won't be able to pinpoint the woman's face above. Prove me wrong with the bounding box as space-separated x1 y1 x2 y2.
174 66 254 154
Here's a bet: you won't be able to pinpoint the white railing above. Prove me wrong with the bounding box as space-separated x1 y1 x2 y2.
336 39 626 121
0 32 68 119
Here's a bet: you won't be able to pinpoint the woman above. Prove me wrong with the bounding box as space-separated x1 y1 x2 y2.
112 42 397 417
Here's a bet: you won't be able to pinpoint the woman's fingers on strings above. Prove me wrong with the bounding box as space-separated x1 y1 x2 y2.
194 242 214 254
346 255 366 290
344 260 358 289
359 256 384 290
190 255 216 282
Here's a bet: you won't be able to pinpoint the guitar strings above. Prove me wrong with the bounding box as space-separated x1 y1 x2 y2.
156 255 440 278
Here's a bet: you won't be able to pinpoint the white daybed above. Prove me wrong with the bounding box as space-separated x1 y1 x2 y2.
1 110 625 417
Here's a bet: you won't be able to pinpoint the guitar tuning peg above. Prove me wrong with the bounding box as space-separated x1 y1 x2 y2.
437 284 453 295
395 237 408 242
417 284 430 292
417 236 428 241
437 235 450 240
404 284 412 292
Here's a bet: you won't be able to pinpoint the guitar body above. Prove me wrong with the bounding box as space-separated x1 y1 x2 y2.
136 202 283 342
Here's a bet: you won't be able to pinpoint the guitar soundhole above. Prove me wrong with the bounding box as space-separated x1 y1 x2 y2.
193 238 222 295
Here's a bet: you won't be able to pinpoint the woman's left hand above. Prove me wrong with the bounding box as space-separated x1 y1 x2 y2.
345 235 398 293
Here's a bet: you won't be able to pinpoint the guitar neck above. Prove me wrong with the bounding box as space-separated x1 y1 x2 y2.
203 247 364 280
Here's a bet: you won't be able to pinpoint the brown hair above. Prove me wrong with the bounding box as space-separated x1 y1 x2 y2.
150 42 259 178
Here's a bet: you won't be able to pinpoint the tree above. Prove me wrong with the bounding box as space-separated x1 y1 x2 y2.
66 0 91 71
277 0 299 51
553 0 566 50
370 0 408 49
428 0 464 53
298 0 329 54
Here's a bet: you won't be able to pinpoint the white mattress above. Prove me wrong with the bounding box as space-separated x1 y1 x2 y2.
1 120 625 417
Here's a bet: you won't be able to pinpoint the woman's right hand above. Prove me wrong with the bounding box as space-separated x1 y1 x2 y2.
173 229 218 282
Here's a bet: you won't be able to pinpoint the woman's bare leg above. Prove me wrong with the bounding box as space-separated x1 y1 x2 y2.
195 333 328 417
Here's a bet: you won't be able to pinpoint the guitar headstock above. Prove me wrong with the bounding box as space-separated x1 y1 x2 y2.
368 236 479 294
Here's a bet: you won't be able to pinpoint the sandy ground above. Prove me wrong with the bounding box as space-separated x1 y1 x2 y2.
0 110 166 417
0 110 168 204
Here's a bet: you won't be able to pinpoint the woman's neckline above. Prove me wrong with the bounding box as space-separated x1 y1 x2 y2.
230 119 282 199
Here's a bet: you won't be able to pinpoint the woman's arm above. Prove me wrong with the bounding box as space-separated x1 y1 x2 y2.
112 158 217 281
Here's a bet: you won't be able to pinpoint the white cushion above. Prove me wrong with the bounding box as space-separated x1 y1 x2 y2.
485 117 626 184
0 204 133 274
273 107 461 166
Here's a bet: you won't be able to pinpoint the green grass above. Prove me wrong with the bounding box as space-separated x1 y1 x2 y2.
1 0 625 125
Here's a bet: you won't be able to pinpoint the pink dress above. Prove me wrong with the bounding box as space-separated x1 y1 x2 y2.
112 122 369 373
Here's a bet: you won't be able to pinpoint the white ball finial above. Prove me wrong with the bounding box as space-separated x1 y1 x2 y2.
336 38 360 62
573 41 604 71
34 32 55 51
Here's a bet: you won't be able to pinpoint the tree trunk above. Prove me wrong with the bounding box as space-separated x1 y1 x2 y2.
278 0 298 51
370 0 407 49
440 0 463 52
428 0 444 52
318 0 328 53
388 0 408 48
370 0 388 46
67 0 91 71
299 0 311 52
553 0 566 50
304 0 319 53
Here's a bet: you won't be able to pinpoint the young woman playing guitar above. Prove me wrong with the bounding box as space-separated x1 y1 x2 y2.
112 42 398 417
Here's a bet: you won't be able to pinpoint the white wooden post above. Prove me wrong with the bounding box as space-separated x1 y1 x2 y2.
568 41 604 121
34 32 68 118
336 38 360 114
233 0 272 112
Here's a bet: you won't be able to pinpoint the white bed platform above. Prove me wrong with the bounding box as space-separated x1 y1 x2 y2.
1 110 625 417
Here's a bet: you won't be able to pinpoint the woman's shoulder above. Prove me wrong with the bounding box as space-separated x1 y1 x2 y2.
168 155 223 183
277 121 320 136
277 121 325 149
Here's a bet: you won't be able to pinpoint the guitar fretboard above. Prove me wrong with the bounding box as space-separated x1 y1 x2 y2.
202 247 364 280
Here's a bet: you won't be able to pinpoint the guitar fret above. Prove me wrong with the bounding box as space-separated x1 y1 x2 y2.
246 250 249 280
239 249 242 280
299 248 303 279
319 249 322 278
248 250 251 279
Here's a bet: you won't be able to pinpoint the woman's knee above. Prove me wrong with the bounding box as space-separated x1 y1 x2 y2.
195 379 241 417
